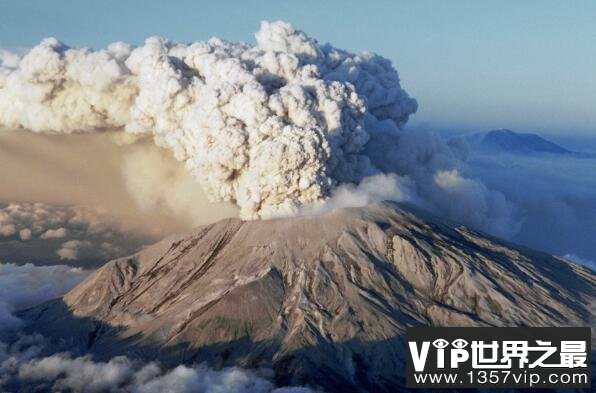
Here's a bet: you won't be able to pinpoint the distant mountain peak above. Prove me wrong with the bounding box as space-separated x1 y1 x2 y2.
491 128 515 134
464 129 574 155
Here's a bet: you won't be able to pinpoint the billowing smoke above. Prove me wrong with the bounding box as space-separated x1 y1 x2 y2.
0 21 518 237
0 39 136 132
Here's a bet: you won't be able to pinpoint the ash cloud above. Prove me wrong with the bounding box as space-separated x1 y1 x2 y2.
363 126 520 238
0 130 238 239
0 21 518 239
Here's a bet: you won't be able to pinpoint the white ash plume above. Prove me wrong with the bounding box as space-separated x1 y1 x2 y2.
0 21 519 238
0 21 416 220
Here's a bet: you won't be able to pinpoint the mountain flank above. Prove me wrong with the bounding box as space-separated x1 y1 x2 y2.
21 202 595 392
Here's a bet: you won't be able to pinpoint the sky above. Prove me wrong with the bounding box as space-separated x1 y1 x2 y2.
0 0 594 135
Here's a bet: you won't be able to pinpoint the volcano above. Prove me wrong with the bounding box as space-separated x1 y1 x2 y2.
463 129 575 155
21 202 595 392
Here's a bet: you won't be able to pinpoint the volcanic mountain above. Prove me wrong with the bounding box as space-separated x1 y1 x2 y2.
462 129 576 155
21 202 595 392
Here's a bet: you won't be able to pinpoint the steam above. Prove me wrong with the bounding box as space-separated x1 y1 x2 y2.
300 173 413 216
0 21 518 237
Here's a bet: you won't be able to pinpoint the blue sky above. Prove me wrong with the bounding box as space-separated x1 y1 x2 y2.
1 0 595 135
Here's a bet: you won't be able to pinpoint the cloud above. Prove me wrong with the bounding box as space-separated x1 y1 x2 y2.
4 353 316 393
0 21 416 221
0 224 16 237
40 228 68 239
56 240 91 261
0 202 150 267
0 262 89 329
131 364 316 393
18 229 32 241
0 203 93 241
17 355 137 392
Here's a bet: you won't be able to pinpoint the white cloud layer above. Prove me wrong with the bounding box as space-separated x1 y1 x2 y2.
3 352 316 393
0 203 105 241
40 228 68 239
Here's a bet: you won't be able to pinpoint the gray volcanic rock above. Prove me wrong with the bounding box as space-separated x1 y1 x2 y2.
21 202 595 392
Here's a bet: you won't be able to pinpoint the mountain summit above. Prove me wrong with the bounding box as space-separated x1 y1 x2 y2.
22 202 595 392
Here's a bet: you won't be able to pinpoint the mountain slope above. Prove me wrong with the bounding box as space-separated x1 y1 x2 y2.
21 202 595 392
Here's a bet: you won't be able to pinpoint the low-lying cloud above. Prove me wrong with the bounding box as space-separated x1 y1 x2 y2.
0 202 151 267
3 352 316 393
0 262 89 329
